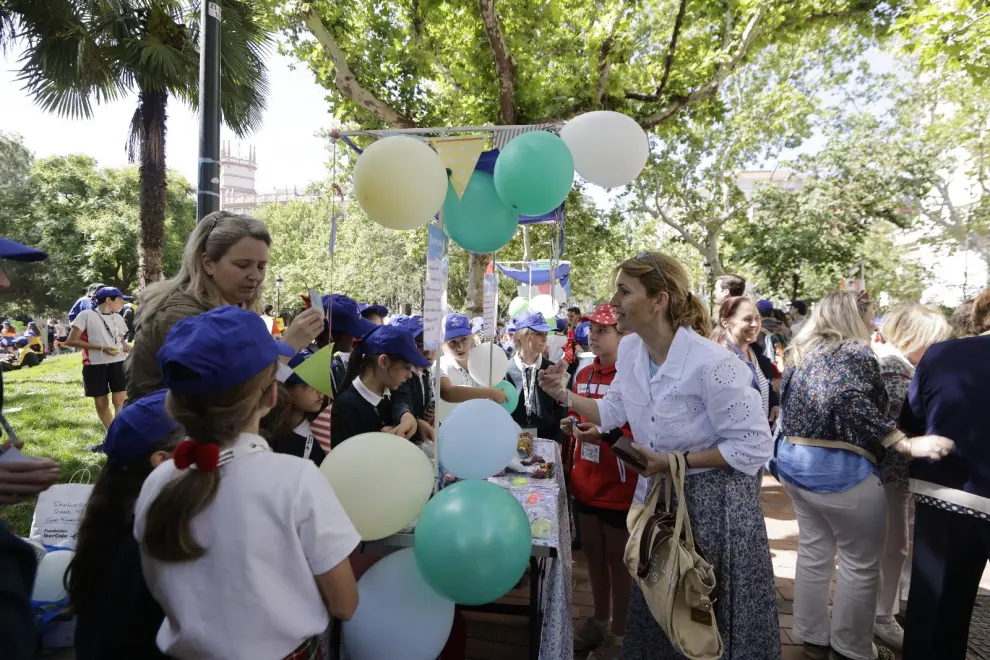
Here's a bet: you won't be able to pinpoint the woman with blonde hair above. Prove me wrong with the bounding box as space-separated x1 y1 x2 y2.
539 251 780 659
776 291 953 660
870 304 952 649
126 211 324 401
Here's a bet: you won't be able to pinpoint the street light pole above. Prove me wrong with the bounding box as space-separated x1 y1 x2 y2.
196 1 222 221
275 275 283 314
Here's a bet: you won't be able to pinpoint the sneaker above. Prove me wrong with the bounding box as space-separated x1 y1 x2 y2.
873 616 904 650
573 617 608 651
804 643 830 659
829 643 895 660
588 636 623 660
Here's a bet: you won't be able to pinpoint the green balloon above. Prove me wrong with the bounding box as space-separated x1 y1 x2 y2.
494 131 575 216
508 296 529 318
443 173 519 254
495 380 519 414
414 480 532 605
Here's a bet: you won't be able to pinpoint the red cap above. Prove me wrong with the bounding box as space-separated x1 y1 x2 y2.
580 303 619 325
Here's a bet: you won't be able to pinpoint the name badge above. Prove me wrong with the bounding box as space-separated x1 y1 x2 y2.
581 442 600 463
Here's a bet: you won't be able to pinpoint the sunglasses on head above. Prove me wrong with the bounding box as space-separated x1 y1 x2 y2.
634 251 669 293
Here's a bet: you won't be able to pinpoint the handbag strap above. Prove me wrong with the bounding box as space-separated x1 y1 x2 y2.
667 451 696 553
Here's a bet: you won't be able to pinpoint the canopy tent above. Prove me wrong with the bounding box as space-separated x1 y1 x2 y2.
495 261 570 294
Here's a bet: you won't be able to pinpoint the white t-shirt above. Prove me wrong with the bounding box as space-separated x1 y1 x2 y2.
436 353 479 388
133 433 360 660
71 309 127 365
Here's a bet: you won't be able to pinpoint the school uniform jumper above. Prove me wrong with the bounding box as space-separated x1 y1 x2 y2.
392 368 433 444
505 354 565 442
272 419 326 467
328 378 395 448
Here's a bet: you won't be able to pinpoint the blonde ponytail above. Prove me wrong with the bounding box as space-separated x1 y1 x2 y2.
615 251 711 336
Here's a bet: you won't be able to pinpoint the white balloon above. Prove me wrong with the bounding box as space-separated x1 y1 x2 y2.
529 294 558 318
32 549 74 602
559 111 649 188
353 136 448 230
467 343 509 387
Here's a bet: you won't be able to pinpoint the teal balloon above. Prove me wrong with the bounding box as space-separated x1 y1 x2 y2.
494 131 574 216
414 480 532 605
495 380 519 413
443 173 519 254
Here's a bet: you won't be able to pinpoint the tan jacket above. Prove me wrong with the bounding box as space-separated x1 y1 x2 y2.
125 290 211 401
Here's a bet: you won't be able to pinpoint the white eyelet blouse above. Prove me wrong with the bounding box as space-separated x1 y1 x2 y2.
596 327 774 505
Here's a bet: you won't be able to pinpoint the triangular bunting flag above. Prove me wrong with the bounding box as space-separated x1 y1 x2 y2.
431 137 487 199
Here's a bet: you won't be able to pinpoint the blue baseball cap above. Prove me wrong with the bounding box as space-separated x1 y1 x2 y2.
14 337 28 347
94 287 125 303
756 299 774 315
513 311 554 333
443 313 472 341
284 349 314 387
575 321 590 345
554 317 567 332
357 325 431 368
0 237 47 262
389 314 425 339
359 303 389 319
101 389 181 468
325 294 378 339
158 306 295 395
506 318 517 334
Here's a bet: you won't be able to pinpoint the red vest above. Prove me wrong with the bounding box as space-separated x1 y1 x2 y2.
568 359 637 511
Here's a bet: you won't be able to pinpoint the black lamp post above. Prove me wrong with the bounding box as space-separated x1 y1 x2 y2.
702 260 713 315
275 275 283 314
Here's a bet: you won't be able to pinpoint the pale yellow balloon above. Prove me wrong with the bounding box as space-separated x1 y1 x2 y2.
353 136 448 230
320 432 435 540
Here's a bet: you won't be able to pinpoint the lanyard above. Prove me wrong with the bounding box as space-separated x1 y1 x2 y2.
215 440 269 468
585 366 597 398
303 434 314 459
519 359 539 423
96 313 120 347
726 341 760 393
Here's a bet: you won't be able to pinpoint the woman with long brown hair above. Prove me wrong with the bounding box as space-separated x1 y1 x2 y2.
133 306 359 659
711 296 780 424
126 211 324 401
539 251 780 659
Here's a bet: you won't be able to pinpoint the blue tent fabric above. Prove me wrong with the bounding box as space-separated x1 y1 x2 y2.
495 262 570 287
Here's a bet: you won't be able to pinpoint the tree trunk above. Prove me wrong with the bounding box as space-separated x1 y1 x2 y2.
138 89 168 288
465 253 491 318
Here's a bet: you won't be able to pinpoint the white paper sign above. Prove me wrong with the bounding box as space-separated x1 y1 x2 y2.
30 483 93 549
423 223 448 350
483 269 498 341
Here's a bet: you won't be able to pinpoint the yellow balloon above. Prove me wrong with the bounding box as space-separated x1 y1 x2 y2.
353 136 448 230
320 432 435 540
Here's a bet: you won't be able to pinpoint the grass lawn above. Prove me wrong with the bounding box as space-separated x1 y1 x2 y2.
1 352 107 536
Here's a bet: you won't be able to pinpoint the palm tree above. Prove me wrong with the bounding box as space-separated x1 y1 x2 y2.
6 0 270 286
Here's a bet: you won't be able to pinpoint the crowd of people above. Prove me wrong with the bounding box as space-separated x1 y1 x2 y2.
0 209 989 660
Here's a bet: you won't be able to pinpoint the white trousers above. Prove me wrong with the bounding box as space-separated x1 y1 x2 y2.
785 476 887 660
877 483 912 618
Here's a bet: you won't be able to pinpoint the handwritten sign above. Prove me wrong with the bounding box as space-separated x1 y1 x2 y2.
423 223 448 350
30 483 93 549
483 265 498 340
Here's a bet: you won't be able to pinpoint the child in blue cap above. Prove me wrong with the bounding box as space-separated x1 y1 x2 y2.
261 349 329 466
329 325 431 447
317 294 378 397
505 311 566 441
436 313 508 407
133 307 359 659
66 286 130 430
67 389 183 660
358 303 389 326
388 315 436 445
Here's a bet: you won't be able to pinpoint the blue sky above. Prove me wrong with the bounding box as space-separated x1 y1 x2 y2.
1 45 336 192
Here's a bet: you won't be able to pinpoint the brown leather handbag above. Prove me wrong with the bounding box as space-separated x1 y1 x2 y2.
623 451 723 659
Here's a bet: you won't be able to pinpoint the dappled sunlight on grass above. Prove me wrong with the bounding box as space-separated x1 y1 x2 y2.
1 352 107 536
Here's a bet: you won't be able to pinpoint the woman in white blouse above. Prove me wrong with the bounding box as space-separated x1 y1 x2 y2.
540 251 780 659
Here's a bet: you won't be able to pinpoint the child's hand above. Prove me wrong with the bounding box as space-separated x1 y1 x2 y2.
488 387 508 405
417 418 435 441
391 413 418 440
